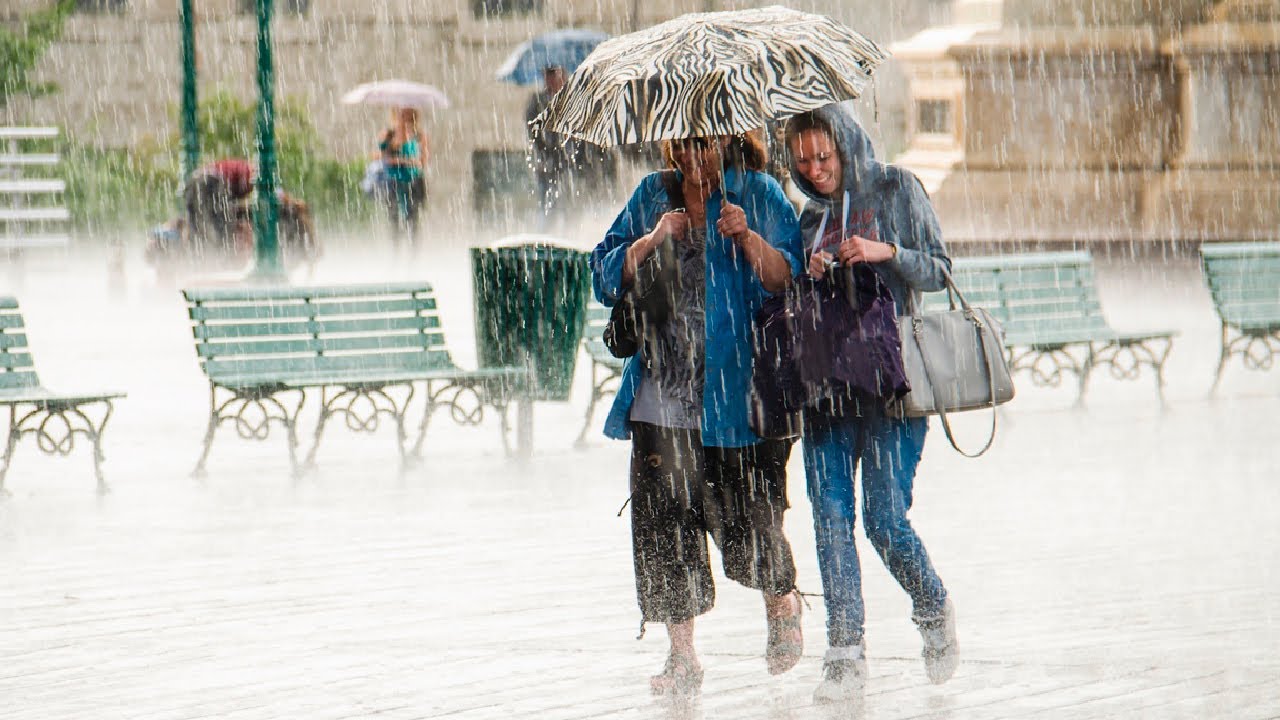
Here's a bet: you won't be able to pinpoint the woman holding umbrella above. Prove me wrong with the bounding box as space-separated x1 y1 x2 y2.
377 106 429 251
342 80 447 253
591 132 805 695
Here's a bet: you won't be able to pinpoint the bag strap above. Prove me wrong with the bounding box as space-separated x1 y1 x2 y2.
660 169 686 212
909 267 1001 458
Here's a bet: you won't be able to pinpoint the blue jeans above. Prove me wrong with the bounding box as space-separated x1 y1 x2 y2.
802 404 947 647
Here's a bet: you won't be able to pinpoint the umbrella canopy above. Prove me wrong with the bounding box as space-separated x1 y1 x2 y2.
533 5 888 147
341 80 450 109
496 28 609 86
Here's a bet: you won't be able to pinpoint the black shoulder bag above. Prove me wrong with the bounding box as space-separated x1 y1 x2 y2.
603 171 685 358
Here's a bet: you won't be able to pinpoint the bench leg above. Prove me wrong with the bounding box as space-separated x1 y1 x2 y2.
515 397 534 460
0 401 115 493
77 401 115 495
498 402 514 457
1074 345 1096 408
410 383 436 460
283 393 306 479
305 385 413 473
0 406 17 496
193 387 221 478
194 387 307 478
1149 338 1175 409
1209 323 1231 398
574 374 602 448
575 361 620 448
393 385 414 469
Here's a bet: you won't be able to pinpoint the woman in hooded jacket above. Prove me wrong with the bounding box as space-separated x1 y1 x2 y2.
590 132 805 696
784 103 959 702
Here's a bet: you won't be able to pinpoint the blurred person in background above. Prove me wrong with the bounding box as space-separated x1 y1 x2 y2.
184 158 254 256
377 106 429 253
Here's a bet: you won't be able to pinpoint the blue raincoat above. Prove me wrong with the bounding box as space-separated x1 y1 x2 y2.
591 167 802 447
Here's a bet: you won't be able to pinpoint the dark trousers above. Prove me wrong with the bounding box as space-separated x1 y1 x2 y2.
382 176 425 246
629 422 797 624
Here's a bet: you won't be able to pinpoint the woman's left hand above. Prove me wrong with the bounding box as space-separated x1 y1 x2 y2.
837 235 896 264
716 202 750 242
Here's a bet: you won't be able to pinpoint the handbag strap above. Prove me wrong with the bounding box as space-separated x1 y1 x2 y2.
909 266 1000 458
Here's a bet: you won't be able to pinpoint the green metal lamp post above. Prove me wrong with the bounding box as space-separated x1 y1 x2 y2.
179 0 198 190
252 0 284 281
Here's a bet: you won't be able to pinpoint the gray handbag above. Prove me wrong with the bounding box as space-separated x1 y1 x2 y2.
897 268 1015 457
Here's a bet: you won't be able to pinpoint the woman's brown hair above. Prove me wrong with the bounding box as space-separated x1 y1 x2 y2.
659 129 768 173
782 111 835 153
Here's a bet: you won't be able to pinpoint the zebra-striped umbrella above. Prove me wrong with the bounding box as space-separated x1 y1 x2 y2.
532 5 888 147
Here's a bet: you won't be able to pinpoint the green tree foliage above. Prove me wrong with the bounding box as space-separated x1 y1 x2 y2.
0 0 75 109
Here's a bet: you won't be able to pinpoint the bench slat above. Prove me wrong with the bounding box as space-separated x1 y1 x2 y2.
997 298 1103 317
0 127 58 139
0 314 23 329
0 370 40 389
0 234 70 249
0 180 65 193
189 297 438 321
1201 242 1280 260
203 350 457 378
1203 255 1280 274
0 153 59 165
209 365 524 391
0 352 34 369
954 259 1091 276
0 333 28 350
953 251 1091 270
192 315 443 340
1217 303 1280 326
196 332 448 359
183 282 436 303
0 208 70 222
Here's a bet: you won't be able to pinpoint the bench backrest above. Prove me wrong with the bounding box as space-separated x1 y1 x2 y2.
925 251 1109 341
1200 242 1280 329
1 127 69 250
0 296 39 390
582 301 619 364
183 283 458 381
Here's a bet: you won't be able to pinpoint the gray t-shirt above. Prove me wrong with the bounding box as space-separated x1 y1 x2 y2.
630 228 707 430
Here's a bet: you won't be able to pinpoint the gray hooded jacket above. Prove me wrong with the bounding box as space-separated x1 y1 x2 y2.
787 102 951 315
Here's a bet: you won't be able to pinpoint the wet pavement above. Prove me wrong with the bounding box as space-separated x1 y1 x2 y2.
1 240 1277 719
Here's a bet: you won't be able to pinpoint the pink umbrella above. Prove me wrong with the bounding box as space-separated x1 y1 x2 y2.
340 80 451 109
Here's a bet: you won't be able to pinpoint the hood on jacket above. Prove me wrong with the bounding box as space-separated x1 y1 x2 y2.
786 101 880 207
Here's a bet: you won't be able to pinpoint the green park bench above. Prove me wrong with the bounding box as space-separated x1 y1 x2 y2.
183 283 527 477
0 296 124 493
1 127 70 284
576 300 625 445
926 251 1177 404
1200 241 1280 394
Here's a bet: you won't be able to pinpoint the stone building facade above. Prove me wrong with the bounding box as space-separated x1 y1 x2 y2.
893 0 1280 246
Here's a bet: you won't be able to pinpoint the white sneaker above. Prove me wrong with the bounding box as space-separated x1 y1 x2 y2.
813 644 867 704
915 598 959 684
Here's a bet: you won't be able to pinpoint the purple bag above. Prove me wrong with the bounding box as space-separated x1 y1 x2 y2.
790 264 911 403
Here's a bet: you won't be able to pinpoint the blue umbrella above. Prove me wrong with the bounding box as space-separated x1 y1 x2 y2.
495 28 609 86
